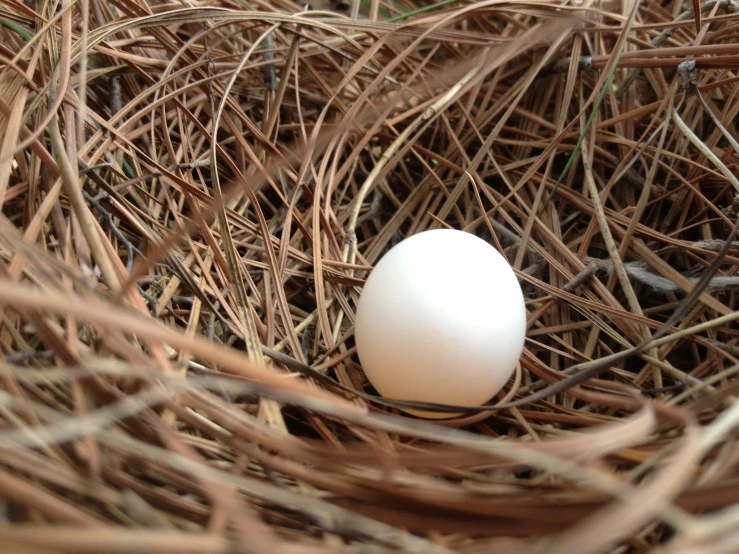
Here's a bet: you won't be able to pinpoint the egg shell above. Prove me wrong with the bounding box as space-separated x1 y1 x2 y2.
354 229 527 418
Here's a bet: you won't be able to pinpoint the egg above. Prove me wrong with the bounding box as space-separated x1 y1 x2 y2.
354 229 527 418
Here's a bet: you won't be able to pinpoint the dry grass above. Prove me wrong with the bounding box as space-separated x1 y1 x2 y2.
0 0 739 551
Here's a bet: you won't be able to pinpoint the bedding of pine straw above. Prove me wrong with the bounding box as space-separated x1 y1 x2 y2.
3 0 739 551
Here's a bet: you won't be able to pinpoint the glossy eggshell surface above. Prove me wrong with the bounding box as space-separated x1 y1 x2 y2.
354 229 527 418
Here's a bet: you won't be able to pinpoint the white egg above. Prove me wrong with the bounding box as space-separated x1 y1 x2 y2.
354 229 527 418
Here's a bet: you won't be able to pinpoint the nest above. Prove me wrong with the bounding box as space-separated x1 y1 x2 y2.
0 0 738 552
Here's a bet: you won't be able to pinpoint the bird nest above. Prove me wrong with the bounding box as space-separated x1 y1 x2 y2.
0 0 738 552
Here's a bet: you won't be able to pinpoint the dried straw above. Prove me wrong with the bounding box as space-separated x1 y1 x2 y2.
0 0 738 551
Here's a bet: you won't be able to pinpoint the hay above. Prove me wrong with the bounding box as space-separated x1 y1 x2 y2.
0 0 738 551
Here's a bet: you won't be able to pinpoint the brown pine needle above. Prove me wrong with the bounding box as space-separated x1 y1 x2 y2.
0 1 739 552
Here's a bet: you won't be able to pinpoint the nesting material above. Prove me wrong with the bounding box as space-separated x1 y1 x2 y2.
0 0 738 553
